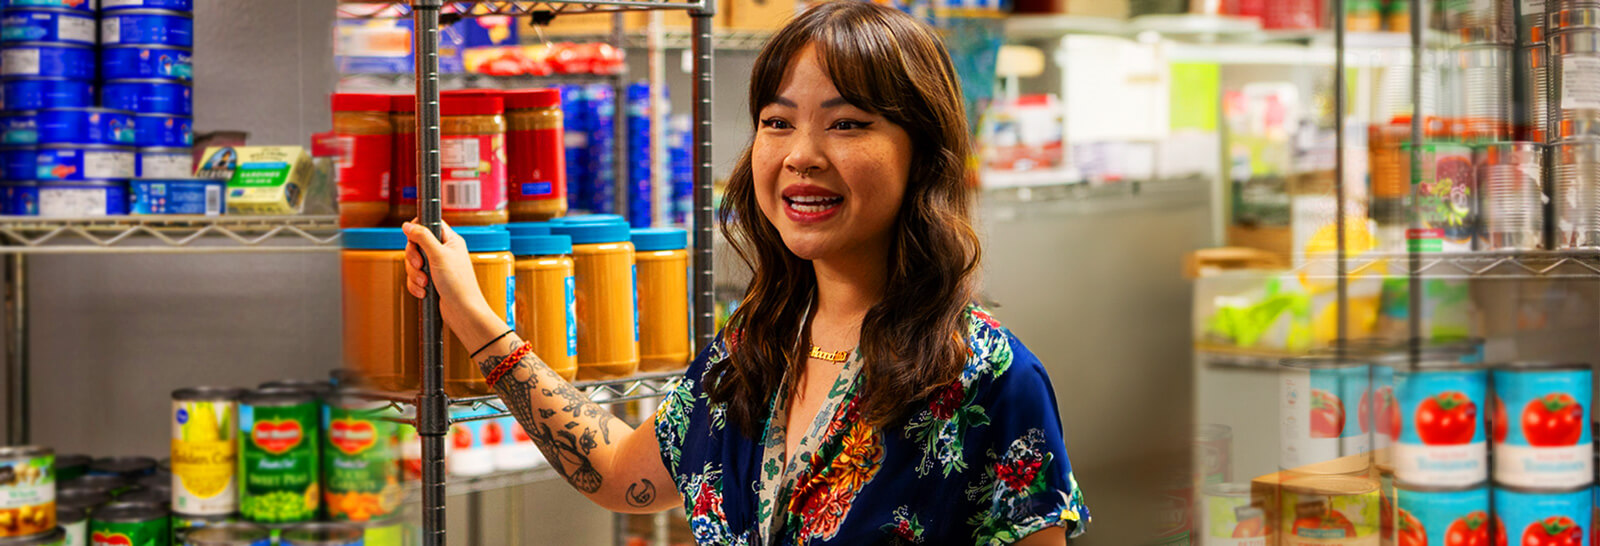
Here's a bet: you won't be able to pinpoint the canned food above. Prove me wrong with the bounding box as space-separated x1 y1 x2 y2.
172 387 245 516
1392 483 1490 546
0 528 63 546
1195 424 1233 486
1 78 91 111
0 180 34 215
1401 143 1478 252
1200 482 1268 545
1280 357 1370 470
0 0 92 12
238 388 320 524
1524 0 1549 44
1552 137 1600 247
1457 45 1514 142
1365 364 1399 465
256 380 333 397
55 489 107 512
1552 29 1600 139
130 178 220 215
100 10 192 47
132 475 167 499
32 180 127 217
0 147 33 181
1453 0 1514 43
1476 142 1546 250
1518 44 1551 142
35 145 135 180
58 475 126 498
3 112 38 145
109 489 164 508
1395 362 1488 487
1549 2 1600 33
169 513 231 545
0 43 91 78
101 46 191 81
322 392 401 522
36 108 136 146
1492 363 1594 488
102 80 191 116
135 147 190 178
89 504 168 546
0 9 93 46
100 0 191 11
1279 475 1380 545
355 516 404 546
278 522 363 546
133 114 190 148
0 446 54 538
57 501 85 546
1493 485 1591 546
52 456 88 484
180 523 271 546
90 458 155 480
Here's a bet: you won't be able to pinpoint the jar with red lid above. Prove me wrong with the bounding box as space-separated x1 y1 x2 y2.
439 91 508 226
331 93 394 228
388 94 417 226
504 89 567 222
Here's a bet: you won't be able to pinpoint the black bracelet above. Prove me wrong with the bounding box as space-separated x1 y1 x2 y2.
470 328 516 359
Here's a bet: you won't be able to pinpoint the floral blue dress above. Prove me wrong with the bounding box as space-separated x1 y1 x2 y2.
654 306 1090 545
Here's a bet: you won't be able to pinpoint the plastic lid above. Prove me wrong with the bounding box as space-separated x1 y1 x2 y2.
342 228 407 251
390 94 416 113
550 218 631 245
555 214 626 224
504 88 561 109
505 222 552 236
455 226 511 252
630 227 687 251
442 93 504 116
332 93 392 112
511 234 572 256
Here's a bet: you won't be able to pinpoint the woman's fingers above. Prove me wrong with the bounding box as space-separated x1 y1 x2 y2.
402 221 445 257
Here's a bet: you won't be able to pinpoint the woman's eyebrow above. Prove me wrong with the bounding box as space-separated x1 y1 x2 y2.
767 96 852 109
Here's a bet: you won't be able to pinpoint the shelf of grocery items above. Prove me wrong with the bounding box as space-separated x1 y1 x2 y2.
407 464 563 498
1195 345 1294 370
555 29 774 50
0 216 342 254
1305 249 1600 280
336 0 706 18
338 72 623 90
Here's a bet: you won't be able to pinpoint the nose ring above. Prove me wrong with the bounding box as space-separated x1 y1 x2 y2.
796 166 816 179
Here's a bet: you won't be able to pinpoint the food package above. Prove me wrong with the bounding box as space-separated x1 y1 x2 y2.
197 146 313 216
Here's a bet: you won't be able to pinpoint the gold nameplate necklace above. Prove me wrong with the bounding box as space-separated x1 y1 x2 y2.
808 345 851 363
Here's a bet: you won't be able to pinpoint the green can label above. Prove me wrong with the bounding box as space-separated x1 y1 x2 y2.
322 404 402 521
91 518 166 546
238 402 319 523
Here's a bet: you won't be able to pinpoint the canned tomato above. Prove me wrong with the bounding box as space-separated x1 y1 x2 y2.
0 528 64 546
1280 357 1369 470
103 81 191 116
0 9 95 45
0 43 91 78
2 78 91 110
322 392 401 522
89 504 168 546
3 112 38 145
1395 362 1488 487
1366 364 1398 465
1392 483 1490 546
135 147 190 178
1494 485 1590 546
101 46 191 81
36 108 137 146
278 522 363 546
171 387 244 516
180 523 271 546
238 388 320 524
130 178 219 215
36 180 128 217
1280 475 1380 545
100 10 191 47
1492 363 1593 489
133 114 189 148
169 513 230 545
35 145 135 180
0 0 93 11
1201 482 1269 545
101 0 190 10
0 446 55 538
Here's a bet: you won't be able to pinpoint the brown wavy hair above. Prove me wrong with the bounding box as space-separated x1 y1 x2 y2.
709 0 981 437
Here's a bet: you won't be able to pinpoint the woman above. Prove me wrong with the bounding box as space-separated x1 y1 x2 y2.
402 2 1088 543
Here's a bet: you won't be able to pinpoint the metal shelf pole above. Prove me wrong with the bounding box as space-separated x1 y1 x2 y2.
691 0 716 351
4 254 26 445
615 12 631 218
412 1 448 544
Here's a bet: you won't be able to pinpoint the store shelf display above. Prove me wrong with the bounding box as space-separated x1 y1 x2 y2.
0 215 341 253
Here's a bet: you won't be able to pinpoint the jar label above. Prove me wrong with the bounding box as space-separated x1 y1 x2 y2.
172 399 239 515
565 274 577 357
322 404 401 521
239 401 319 523
440 133 506 212
508 127 565 202
505 275 515 330
334 132 393 203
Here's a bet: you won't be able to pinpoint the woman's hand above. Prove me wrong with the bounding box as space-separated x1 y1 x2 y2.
402 220 503 350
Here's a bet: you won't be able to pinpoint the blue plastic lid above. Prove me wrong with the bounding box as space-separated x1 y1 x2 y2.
630 228 687 252
554 214 626 224
343 228 407 251
454 226 511 253
511 234 572 256
505 222 551 237
549 218 630 245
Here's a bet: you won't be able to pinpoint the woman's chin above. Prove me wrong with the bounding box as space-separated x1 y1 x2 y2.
780 235 837 262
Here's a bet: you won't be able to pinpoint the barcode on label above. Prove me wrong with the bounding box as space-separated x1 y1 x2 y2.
443 179 481 210
205 184 221 215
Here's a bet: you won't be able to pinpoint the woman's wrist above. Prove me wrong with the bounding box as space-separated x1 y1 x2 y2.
450 300 511 353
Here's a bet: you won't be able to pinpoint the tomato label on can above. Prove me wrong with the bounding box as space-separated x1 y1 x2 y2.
90 518 166 546
1281 486 1380 545
1364 365 1399 456
1395 368 1488 486
0 452 54 537
1339 365 1373 457
1493 487 1589 546
172 399 238 515
1492 367 1593 489
1280 365 1354 470
239 401 319 523
323 403 401 522
1393 485 1490 546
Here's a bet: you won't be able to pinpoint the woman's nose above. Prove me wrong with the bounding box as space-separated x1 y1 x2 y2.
783 132 828 178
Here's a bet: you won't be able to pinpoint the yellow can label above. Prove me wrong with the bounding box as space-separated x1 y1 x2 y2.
172 399 239 515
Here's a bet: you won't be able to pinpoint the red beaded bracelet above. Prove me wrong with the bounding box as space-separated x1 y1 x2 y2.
485 342 534 388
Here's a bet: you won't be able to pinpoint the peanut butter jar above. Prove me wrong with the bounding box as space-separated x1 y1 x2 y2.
550 216 639 380
631 228 690 372
443 226 515 397
340 228 418 392
504 89 567 222
511 233 577 381
331 94 394 228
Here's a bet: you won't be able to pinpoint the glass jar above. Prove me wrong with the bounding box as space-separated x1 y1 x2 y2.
631 228 690 372
340 228 418 392
331 94 394 228
387 94 417 226
512 234 578 381
549 216 638 380
440 92 507 226
505 89 567 222
443 226 515 397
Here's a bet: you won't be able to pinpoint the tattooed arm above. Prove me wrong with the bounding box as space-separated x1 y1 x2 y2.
403 222 682 514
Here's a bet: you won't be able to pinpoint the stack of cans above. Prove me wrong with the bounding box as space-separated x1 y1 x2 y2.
561 83 616 216
100 1 200 215
625 82 651 228
1547 0 1600 248
668 113 693 226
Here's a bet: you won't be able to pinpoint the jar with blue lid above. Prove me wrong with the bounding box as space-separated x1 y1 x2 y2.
444 226 515 397
505 221 552 237
341 227 420 393
512 233 578 381
550 216 638 380
632 228 690 372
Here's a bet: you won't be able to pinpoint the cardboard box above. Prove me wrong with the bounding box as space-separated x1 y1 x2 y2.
197 146 313 215
727 0 797 30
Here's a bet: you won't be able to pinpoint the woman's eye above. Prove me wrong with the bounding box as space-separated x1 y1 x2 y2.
760 118 791 130
831 120 873 131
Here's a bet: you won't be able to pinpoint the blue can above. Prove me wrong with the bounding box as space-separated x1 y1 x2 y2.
1 111 37 145
0 42 92 78
130 178 220 215
133 113 188 147
135 146 188 178
36 179 127 217
100 9 191 47
1395 361 1489 487
1 77 91 110
1394 483 1491 546
101 45 192 81
1492 363 1594 489
102 79 191 115
37 108 136 146
0 180 36 214
0 9 95 45
1494 485 1591 546
1 146 35 180
0 0 94 12
100 0 192 10
36 145 135 180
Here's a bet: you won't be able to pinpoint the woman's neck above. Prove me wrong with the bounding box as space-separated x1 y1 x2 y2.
811 252 887 325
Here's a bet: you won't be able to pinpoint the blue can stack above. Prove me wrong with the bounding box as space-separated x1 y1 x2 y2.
102 0 193 198
625 82 651 227
667 113 692 226
560 83 618 216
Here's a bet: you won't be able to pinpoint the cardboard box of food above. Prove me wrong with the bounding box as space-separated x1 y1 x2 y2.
196 146 312 216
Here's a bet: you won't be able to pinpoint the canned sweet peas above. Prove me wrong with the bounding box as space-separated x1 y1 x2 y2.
1495 486 1591 546
1396 365 1488 487
1394 483 1491 546
1493 364 1594 489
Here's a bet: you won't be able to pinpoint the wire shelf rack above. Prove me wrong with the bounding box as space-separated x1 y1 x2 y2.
1301 249 1600 280
356 370 683 426
406 464 563 497
0 215 342 254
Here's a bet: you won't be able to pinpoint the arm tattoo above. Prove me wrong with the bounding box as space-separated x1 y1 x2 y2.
625 479 657 508
475 342 621 495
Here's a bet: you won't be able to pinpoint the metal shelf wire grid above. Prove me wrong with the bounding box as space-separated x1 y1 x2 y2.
0 216 341 254
351 370 684 426
406 464 563 497
1301 249 1600 279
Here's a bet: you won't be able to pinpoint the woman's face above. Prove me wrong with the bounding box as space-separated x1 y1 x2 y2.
753 45 913 263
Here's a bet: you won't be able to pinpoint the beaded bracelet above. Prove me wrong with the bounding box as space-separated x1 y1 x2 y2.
485 342 534 388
